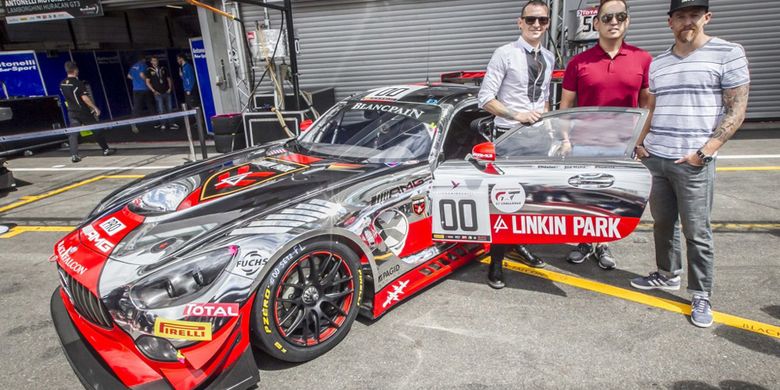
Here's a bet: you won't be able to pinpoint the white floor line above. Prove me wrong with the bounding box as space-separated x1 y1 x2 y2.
718 154 780 159
11 166 176 172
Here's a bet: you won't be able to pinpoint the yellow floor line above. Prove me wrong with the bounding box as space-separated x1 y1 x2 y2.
0 226 76 238
0 175 143 214
717 166 780 172
480 258 780 340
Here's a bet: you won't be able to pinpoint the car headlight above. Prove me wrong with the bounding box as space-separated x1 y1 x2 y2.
129 246 238 310
129 177 198 215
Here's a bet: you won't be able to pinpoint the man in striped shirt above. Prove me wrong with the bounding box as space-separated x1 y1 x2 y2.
630 0 750 328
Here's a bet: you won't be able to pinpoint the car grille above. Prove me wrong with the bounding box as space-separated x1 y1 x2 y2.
58 267 113 328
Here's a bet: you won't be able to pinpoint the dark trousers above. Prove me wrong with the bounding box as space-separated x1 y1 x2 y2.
185 89 200 109
642 155 716 296
68 114 108 156
132 90 154 117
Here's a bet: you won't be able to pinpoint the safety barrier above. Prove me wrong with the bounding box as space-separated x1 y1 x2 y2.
0 107 210 160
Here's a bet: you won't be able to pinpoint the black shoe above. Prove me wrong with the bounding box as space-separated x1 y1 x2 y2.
71 155 81 163
103 148 116 156
507 245 546 268
567 243 594 264
487 258 505 289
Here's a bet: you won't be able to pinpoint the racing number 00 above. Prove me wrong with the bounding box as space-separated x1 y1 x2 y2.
439 199 479 232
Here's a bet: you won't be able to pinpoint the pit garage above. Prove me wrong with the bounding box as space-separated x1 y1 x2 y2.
0 1 779 389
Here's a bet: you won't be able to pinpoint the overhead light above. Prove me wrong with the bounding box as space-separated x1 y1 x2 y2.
166 4 183 9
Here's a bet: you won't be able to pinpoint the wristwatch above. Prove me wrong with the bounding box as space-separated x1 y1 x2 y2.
696 149 714 165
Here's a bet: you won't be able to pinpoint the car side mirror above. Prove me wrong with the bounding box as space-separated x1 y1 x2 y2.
471 142 495 162
469 142 503 175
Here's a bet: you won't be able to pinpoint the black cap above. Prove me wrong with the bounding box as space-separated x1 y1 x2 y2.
669 0 709 16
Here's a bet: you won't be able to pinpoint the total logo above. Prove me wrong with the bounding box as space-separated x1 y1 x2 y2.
81 225 115 254
490 182 526 213
183 303 239 318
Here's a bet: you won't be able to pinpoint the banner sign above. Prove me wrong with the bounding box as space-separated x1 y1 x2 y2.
3 0 103 24
190 38 216 133
0 51 46 98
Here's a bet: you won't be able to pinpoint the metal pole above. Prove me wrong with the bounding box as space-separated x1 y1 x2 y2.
284 0 301 111
195 107 209 159
550 0 561 66
182 104 197 161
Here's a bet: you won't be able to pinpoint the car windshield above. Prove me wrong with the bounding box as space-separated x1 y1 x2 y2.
296 100 442 162
495 109 646 159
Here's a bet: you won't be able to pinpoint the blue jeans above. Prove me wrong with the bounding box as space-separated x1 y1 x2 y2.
642 155 716 296
154 93 173 125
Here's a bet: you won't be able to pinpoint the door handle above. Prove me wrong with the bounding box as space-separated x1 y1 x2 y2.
568 173 615 189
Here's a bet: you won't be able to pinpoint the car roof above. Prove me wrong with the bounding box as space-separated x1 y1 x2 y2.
350 83 480 106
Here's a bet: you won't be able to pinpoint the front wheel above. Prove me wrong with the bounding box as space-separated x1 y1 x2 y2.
251 240 363 362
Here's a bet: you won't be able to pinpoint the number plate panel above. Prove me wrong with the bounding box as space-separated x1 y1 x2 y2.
430 173 491 242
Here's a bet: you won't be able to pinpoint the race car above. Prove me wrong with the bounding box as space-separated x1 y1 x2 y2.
50 84 652 390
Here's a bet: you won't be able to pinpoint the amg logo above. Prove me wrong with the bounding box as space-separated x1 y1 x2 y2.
371 178 425 205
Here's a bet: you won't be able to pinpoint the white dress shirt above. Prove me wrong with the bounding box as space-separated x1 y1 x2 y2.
478 37 555 129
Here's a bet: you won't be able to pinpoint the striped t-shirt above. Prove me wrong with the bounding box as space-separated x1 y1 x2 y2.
645 38 750 159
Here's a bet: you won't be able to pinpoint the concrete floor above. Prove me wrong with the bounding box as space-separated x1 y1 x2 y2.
0 138 777 390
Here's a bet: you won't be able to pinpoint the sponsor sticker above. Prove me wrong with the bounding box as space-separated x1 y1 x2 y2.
154 318 212 341
183 303 239 317
99 217 126 237
362 86 426 102
490 183 527 213
57 242 86 275
236 252 269 276
81 225 115 254
412 197 426 215
382 279 409 308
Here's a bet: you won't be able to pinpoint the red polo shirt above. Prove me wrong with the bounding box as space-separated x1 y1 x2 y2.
562 42 652 108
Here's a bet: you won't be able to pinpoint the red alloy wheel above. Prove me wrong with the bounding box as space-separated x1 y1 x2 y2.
273 251 354 346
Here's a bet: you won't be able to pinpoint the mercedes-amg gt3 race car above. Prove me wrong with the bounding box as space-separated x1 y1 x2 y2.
50 84 652 390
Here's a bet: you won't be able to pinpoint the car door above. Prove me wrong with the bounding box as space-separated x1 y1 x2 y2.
430 107 651 245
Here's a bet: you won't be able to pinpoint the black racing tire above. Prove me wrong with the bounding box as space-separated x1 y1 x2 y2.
251 240 363 362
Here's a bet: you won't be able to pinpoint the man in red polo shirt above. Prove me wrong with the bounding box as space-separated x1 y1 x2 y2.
560 0 652 270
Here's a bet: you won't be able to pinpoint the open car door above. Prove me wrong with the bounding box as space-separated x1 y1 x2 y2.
431 107 651 245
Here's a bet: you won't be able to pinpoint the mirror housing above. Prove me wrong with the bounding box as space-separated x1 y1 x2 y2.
471 142 496 162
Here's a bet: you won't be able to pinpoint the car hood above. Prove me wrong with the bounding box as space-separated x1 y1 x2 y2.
61 143 395 288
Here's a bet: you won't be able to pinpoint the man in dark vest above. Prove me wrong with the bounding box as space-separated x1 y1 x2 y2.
59 61 115 163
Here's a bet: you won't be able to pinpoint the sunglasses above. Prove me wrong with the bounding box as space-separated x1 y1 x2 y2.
522 16 550 26
600 12 628 23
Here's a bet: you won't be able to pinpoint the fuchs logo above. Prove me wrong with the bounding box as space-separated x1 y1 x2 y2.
99 217 126 237
490 182 527 213
236 252 269 275
154 318 212 341
412 197 426 215
183 303 239 317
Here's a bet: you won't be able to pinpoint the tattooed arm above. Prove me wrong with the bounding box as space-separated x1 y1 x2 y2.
701 84 750 155
675 84 749 165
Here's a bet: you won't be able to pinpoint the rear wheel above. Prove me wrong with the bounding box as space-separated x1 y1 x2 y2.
251 240 363 362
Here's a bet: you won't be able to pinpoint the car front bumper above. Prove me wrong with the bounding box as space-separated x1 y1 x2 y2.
50 288 260 390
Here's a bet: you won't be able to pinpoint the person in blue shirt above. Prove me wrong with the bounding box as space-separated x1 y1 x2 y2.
177 53 199 109
127 55 153 133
